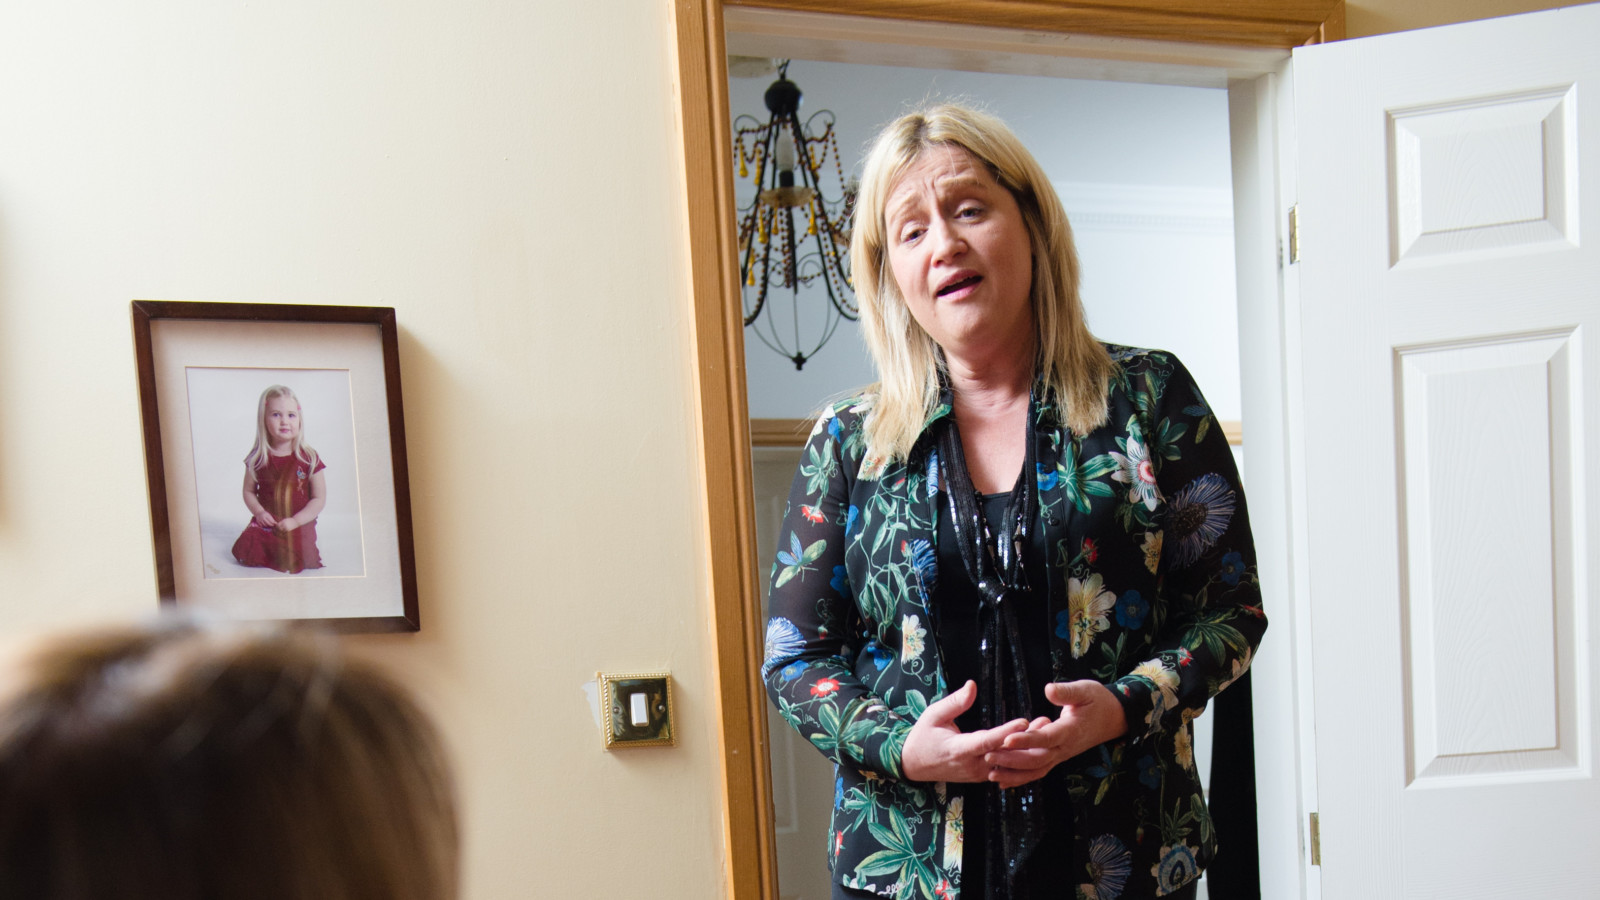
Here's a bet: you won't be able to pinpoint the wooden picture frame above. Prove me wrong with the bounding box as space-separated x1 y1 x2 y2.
131 300 419 632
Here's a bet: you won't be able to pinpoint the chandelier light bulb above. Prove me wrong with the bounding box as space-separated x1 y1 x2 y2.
775 129 796 173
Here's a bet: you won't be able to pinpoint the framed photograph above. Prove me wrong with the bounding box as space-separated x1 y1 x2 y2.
131 301 419 631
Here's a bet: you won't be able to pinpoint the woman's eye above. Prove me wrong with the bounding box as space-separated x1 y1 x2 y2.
899 226 924 244
957 205 983 219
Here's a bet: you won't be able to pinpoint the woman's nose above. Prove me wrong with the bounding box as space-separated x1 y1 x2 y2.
928 218 965 262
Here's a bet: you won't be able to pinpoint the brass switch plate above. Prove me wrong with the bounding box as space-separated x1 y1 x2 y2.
598 672 674 749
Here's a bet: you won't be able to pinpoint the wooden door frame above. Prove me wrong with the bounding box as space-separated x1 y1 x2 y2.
670 3 1341 897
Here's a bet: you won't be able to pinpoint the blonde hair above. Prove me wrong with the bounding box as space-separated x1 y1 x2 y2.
0 619 459 900
246 384 319 475
850 103 1113 461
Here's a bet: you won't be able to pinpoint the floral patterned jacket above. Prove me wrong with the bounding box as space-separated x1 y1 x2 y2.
761 347 1265 900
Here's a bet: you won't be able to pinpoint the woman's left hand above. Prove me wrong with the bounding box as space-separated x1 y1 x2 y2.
982 680 1129 790
275 516 298 533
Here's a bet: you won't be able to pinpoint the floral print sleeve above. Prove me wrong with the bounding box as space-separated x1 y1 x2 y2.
1107 355 1266 742
762 401 914 780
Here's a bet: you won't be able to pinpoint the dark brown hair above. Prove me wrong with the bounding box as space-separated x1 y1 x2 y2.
0 619 458 900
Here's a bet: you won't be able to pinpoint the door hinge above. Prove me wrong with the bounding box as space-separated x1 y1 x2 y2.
1309 811 1321 866
1288 205 1301 264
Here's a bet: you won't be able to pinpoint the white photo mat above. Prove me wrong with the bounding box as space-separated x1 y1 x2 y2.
150 319 406 622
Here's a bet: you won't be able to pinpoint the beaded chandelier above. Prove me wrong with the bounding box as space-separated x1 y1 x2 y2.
733 61 857 371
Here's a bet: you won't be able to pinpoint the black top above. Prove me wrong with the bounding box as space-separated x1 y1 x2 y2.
935 491 1074 898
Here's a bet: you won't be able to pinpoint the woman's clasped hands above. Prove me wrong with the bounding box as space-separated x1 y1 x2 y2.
901 679 1129 789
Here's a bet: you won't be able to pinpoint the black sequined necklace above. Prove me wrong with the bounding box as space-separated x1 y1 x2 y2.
936 390 1047 899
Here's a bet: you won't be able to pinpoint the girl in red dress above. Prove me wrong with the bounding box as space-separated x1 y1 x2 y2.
230 385 327 574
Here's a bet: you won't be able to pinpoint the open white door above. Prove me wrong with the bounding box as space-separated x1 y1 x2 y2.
1294 4 1599 896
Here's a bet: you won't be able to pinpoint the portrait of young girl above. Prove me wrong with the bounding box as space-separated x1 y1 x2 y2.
185 368 365 581
230 385 326 573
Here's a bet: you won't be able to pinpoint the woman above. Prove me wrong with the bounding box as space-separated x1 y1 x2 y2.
0 617 459 899
762 104 1264 900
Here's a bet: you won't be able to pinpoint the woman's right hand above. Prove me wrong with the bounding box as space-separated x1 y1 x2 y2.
254 510 278 529
901 680 1029 783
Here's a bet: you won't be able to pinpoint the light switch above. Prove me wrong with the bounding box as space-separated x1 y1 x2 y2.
597 672 674 749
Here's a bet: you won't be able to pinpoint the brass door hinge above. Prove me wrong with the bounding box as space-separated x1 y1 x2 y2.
1309 811 1321 866
1288 205 1301 264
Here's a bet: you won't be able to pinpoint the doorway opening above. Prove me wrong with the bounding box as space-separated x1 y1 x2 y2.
731 53 1246 900
675 5 1329 898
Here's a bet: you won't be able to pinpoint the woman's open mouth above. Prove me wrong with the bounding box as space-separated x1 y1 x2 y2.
936 274 982 298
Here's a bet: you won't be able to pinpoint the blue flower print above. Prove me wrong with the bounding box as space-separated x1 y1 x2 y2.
1219 550 1245 585
762 617 805 677
779 661 808 682
1137 754 1161 789
864 641 892 671
1085 834 1131 900
1115 590 1149 629
845 505 861 539
1055 609 1072 640
830 565 850 596
1086 745 1117 780
1036 461 1059 491
903 539 936 592
835 775 846 806
1153 843 1200 894
828 416 843 441
1164 473 1236 568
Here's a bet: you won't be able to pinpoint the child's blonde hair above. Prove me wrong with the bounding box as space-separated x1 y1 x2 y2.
245 385 319 477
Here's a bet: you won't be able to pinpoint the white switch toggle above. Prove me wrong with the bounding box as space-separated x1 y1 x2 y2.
597 671 674 749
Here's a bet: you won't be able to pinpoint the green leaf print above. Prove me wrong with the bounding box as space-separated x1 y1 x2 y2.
806 702 841 754
1058 441 1119 514
1133 373 1158 417
802 443 837 496
1149 416 1188 462
1192 793 1215 846
1183 616 1249 660
1160 803 1197 844
776 696 802 729
841 714 882 763
903 689 928 720
859 812 938 898
1091 632 1130 682
879 727 906 775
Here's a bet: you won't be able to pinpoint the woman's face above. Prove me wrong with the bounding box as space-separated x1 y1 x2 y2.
883 144 1034 366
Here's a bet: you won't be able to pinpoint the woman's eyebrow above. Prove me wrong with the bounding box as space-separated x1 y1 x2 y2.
885 191 922 227
934 174 991 195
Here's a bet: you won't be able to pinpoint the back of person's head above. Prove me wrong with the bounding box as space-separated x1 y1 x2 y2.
0 617 458 900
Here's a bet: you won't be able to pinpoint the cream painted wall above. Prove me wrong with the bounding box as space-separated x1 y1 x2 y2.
0 2 726 897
